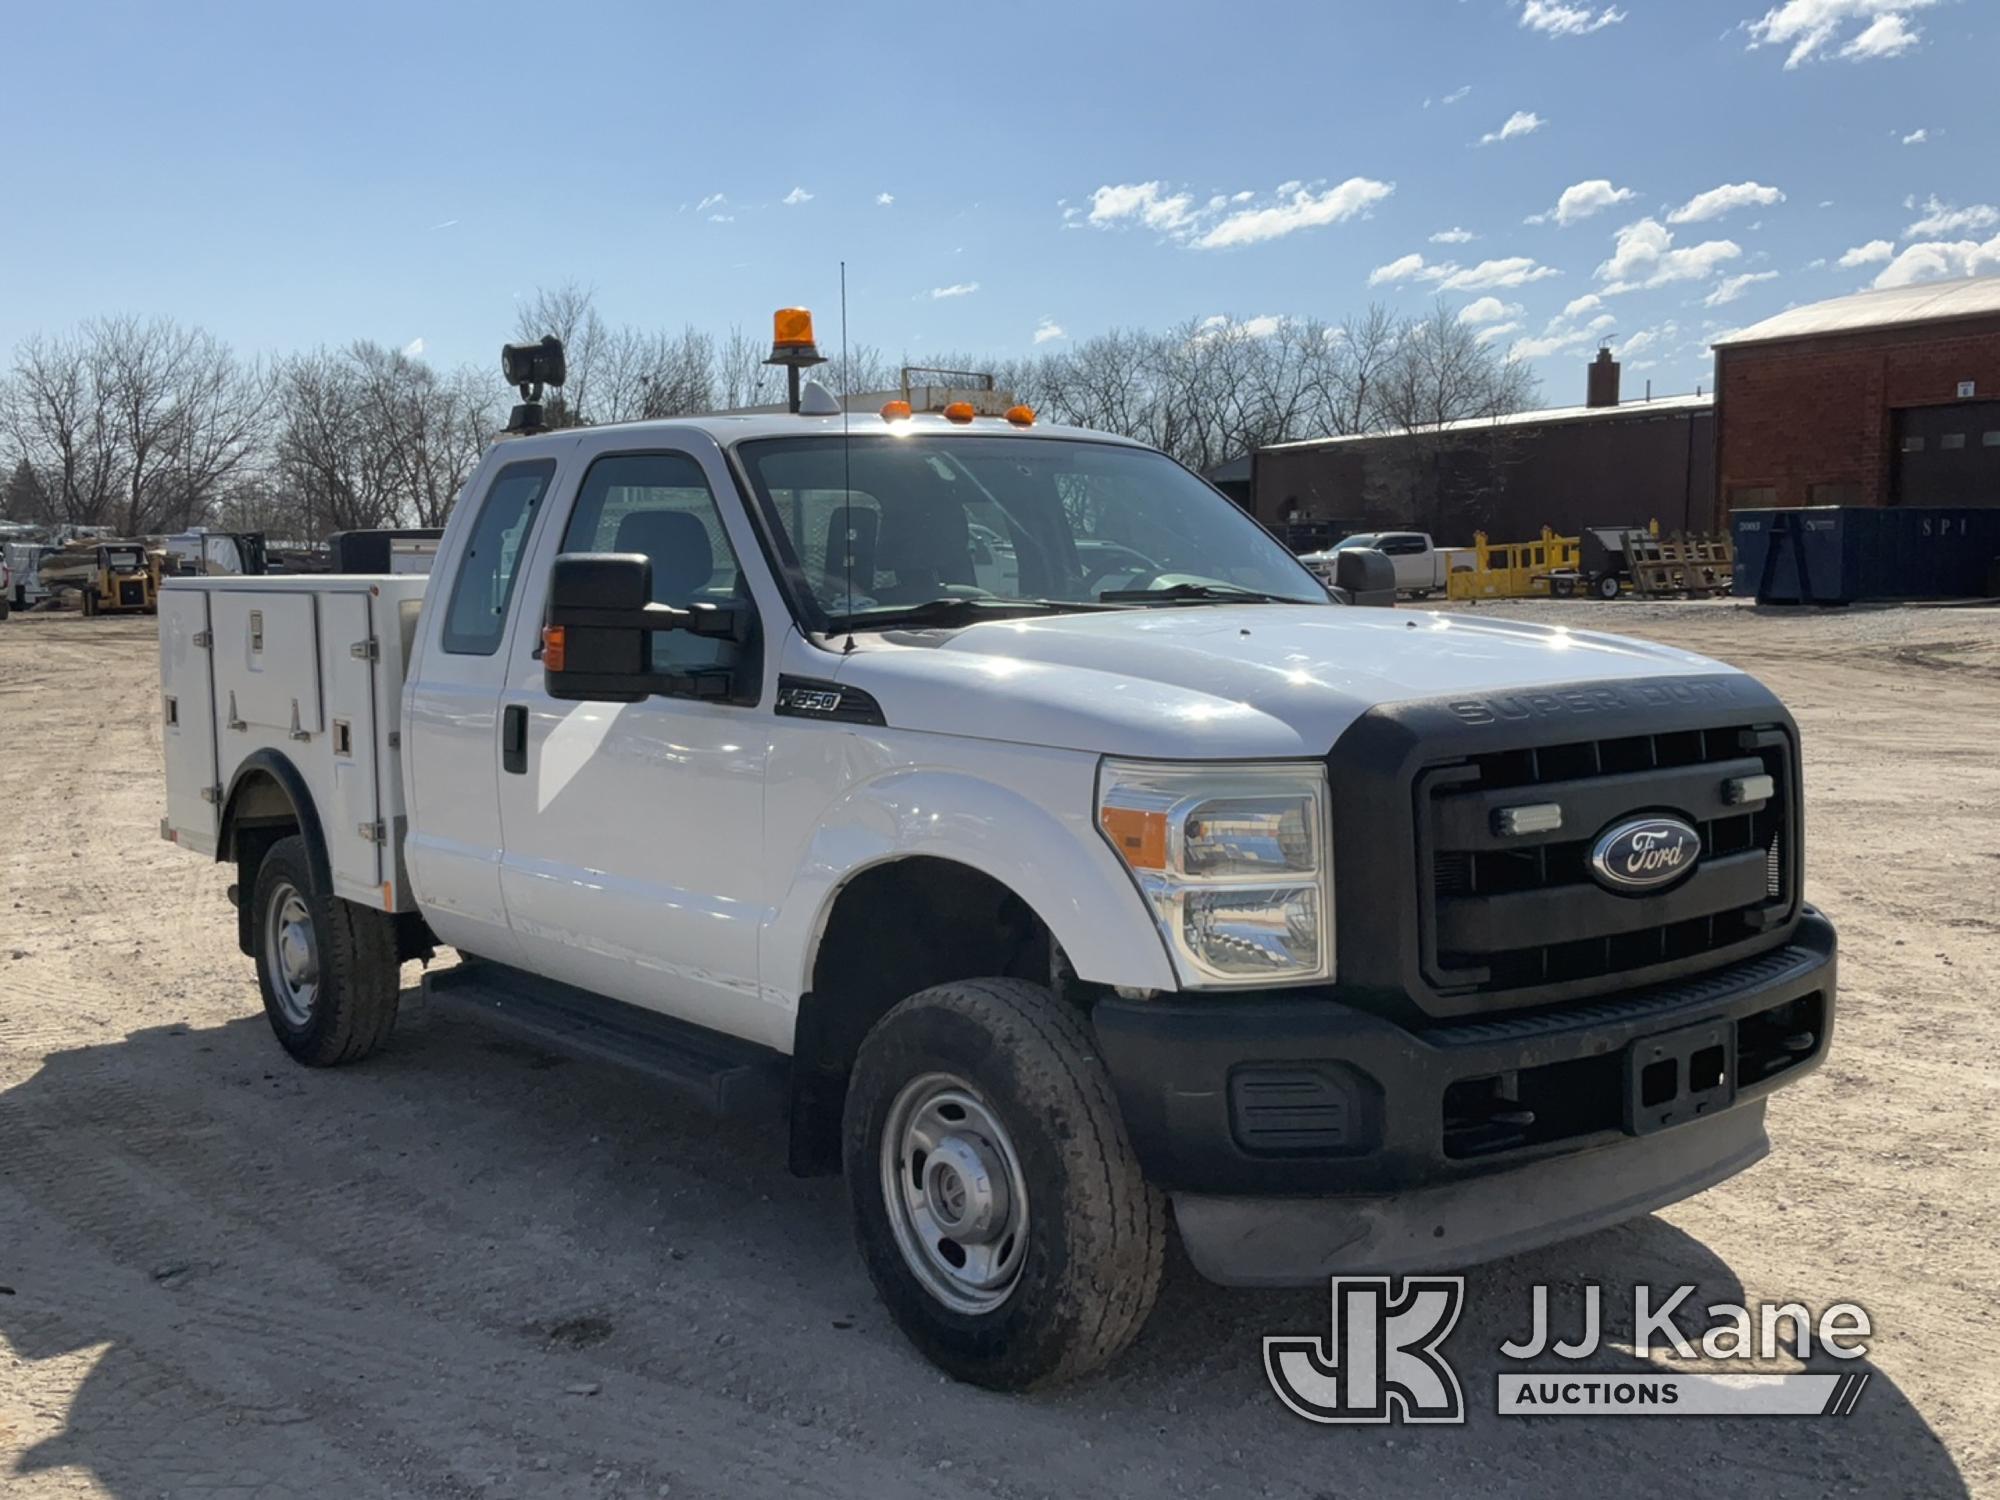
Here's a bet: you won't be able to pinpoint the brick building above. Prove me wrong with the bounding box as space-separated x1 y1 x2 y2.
1713 275 2000 526
1250 351 1714 547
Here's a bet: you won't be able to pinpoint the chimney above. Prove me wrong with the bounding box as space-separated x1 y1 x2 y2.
1586 344 1620 408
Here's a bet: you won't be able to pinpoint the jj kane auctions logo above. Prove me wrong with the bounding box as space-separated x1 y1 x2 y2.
1267 1279 1873 1423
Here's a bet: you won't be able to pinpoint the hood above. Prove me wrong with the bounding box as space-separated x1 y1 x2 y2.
833 604 1740 758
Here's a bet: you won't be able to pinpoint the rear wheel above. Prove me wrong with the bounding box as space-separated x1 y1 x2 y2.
844 979 1165 1390
80 589 97 618
1597 574 1621 600
251 835 401 1066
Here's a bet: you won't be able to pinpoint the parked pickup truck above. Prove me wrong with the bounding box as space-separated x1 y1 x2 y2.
1301 529 1458 597
159 365 1836 1390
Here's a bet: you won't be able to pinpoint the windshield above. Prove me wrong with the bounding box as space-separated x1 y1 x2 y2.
737 434 1327 626
1334 533 1380 550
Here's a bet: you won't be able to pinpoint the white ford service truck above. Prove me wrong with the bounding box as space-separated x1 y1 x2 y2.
158 357 1836 1390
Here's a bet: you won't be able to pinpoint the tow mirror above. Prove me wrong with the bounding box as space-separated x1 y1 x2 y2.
1331 547 1397 607
542 553 751 703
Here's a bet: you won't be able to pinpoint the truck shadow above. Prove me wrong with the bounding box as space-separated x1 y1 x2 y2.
0 998 1969 1500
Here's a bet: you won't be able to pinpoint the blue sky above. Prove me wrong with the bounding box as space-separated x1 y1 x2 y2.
2 0 1991 407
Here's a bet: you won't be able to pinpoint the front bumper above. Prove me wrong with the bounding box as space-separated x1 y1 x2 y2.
1091 909 1835 1285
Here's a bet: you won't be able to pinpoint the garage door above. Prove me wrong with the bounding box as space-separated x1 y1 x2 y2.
1893 401 2000 507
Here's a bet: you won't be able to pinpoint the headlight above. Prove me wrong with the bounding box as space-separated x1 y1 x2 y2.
1096 759 1333 988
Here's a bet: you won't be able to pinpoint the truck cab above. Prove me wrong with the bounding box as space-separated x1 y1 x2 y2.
158 323 1836 1391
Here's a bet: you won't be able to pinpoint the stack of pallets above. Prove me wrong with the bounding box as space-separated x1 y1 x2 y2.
1624 530 1734 599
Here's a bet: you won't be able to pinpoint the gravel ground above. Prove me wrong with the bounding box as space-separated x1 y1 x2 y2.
1 600 1995 1499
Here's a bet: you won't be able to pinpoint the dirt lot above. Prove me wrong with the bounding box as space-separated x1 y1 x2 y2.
2 600 1996 1499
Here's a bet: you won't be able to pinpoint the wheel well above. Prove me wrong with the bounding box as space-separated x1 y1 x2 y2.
787 858 1056 1176
220 769 308 956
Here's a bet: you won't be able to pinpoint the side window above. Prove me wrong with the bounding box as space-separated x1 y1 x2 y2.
561 451 749 675
441 459 556 655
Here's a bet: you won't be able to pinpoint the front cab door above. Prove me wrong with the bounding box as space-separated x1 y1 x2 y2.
494 440 776 1046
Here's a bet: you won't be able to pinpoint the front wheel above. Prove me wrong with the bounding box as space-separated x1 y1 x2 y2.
251 835 401 1065
1596 574 1622 600
844 979 1165 1390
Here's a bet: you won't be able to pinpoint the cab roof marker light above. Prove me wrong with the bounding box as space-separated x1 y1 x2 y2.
880 399 912 422
943 401 976 424
1005 404 1036 426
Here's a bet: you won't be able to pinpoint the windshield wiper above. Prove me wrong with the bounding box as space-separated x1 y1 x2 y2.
827 597 1110 633
1095 582 1296 605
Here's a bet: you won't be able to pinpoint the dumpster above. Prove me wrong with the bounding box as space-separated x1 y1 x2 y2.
1733 506 2000 604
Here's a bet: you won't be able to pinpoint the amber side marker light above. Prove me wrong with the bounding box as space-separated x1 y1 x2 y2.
880 399 912 421
1005 404 1036 427
541 624 567 672
943 401 976 424
1099 806 1167 871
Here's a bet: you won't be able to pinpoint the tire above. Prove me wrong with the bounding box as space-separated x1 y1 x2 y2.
250 834 401 1066
1596 574 1621 600
81 590 97 618
843 979 1166 1391
1552 576 1576 599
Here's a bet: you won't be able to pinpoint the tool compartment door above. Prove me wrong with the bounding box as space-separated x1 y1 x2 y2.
320 590 383 893
159 589 220 845
209 591 323 736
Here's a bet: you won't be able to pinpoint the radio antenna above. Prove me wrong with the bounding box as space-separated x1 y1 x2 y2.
840 260 856 653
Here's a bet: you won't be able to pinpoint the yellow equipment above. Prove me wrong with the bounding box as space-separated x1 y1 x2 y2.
1446 528 1583 601
80 543 160 617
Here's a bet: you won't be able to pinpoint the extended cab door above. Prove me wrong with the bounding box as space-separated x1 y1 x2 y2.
492 437 775 1044
403 452 564 963
1378 533 1434 593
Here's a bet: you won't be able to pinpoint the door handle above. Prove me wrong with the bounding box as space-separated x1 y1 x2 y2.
501 703 527 775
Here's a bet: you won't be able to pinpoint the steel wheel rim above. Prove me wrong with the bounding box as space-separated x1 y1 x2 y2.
264 882 319 1027
879 1072 1030 1315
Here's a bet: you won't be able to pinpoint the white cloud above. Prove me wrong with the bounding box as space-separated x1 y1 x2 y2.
782 186 814 205
1082 177 1393 249
1873 234 2000 288
1369 253 1430 286
696 193 726 212
1443 84 1471 105
402 337 425 359
427 218 459 231
928 281 980 299
1192 314 1286 342
1597 217 1743 291
1616 322 1678 358
1840 11 1920 58
1508 309 1619 360
1088 180 1196 233
1838 238 1896 267
1479 110 1545 146
1564 292 1604 317
1032 317 1066 344
707 213 733 223
1195 178 1395 248
1905 196 1999 237
1476 321 1524 345
1431 226 1477 243
1369 253 1559 292
1520 1 1626 36
1704 270 1780 305
1744 0 1936 69
1530 178 1637 226
1458 296 1523 325
1901 128 1928 145
875 192 895 206
1667 181 1786 223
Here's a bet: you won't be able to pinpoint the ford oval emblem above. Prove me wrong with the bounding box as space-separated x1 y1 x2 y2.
1590 816 1701 894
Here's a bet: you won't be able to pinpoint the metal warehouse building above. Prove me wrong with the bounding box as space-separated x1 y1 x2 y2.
1714 275 2000 523
1250 352 1714 546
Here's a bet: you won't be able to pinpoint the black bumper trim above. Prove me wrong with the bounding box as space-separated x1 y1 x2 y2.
1091 909 1835 1198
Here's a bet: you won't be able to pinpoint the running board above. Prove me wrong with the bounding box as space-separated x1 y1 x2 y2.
420 961 787 1117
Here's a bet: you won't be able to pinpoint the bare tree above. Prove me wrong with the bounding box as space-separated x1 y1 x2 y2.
1 331 122 527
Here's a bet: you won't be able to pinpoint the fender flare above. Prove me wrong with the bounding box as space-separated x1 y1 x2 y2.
218 748 333 897
770 766 1179 1009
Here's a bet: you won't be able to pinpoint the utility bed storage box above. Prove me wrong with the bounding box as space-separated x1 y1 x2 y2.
1733 506 2000 604
158 574 429 913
